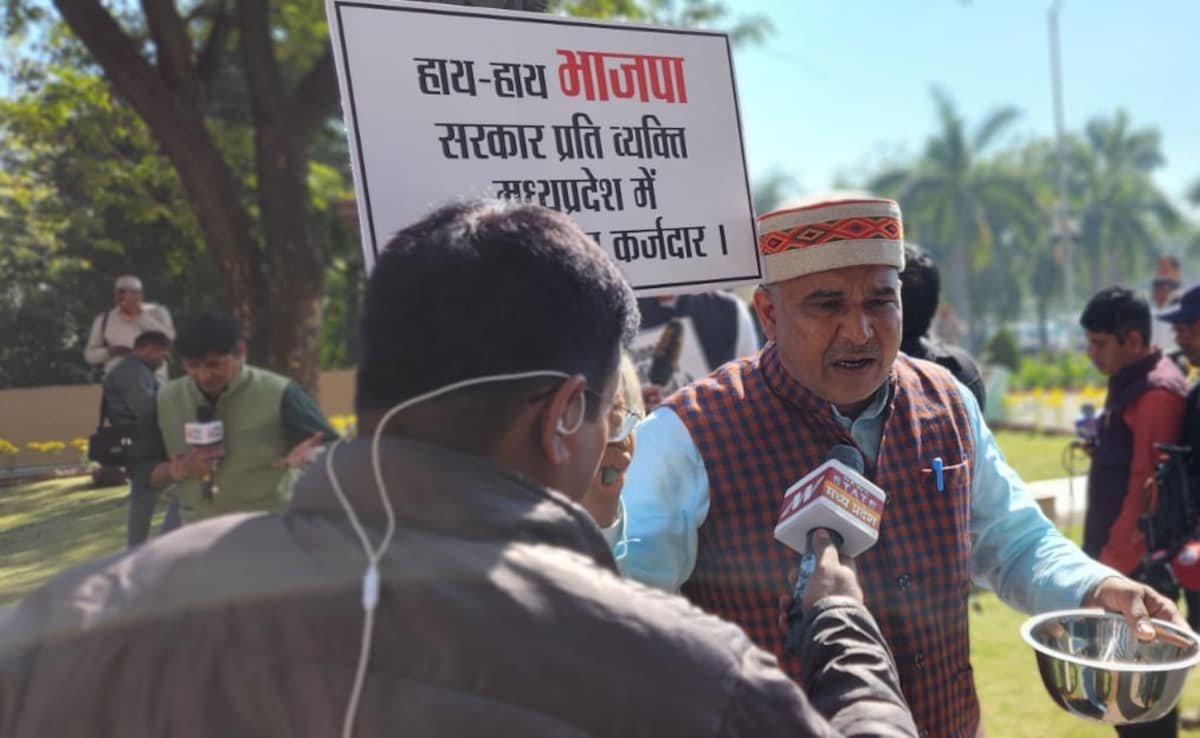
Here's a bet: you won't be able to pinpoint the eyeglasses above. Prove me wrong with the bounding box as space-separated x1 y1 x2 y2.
607 407 642 444
528 381 638 443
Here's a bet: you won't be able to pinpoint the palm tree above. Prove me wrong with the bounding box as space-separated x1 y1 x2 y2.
869 89 1039 348
1074 110 1179 289
751 171 799 215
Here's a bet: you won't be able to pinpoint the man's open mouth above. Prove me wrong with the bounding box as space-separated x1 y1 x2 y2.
831 357 876 370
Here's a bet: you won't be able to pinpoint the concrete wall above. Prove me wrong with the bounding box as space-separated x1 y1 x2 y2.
0 369 356 468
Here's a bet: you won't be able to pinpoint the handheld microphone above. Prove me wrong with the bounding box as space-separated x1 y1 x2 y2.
184 405 224 501
647 318 684 386
776 444 884 653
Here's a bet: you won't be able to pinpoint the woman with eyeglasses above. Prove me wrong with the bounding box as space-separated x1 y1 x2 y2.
580 353 643 526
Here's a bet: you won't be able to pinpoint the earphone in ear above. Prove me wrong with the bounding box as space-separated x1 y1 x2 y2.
555 389 587 436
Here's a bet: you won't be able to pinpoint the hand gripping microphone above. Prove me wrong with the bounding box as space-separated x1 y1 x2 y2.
647 318 684 386
776 444 885 653
184 405 224 501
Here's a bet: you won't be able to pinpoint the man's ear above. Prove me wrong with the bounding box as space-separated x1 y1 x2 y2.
753 286 777 342
537 374 587 465
233 340 249 360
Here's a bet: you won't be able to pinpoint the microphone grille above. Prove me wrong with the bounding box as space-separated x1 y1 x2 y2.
829 444 864 474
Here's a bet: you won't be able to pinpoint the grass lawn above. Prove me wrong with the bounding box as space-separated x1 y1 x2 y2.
0 476 164 605
972 588 1200 736
993 429 1089 482
0 434 1181 735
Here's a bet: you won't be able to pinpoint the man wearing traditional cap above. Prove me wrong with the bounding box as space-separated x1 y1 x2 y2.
84 274 176 380
593 197 1183 738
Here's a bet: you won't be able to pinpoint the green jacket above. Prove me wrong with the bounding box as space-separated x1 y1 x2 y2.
157 365 294 519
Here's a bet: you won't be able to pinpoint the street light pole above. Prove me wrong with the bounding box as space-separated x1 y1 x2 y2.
1048 0 1073 320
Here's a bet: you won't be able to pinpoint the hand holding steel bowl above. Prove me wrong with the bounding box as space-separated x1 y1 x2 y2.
1022 609 1200 725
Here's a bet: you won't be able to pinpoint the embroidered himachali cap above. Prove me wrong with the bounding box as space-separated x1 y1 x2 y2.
756 197 905 285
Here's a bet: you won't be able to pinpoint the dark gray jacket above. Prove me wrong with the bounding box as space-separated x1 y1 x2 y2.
100 354 159 427
1 438 916 737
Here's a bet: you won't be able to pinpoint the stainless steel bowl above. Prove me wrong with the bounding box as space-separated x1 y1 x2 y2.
1021 608 1200 724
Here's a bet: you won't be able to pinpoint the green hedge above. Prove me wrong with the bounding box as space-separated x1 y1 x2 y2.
1007 352 1100 391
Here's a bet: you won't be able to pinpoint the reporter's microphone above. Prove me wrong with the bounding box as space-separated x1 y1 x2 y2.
184 405 224 501
776 444 885 653
648 318 684 386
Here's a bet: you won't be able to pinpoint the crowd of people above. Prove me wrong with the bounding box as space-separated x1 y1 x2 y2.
1 195 1199 737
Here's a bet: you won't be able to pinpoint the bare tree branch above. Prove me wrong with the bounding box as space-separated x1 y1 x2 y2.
195 0 232 86
140 0 201 109
288 48 339 145
51 0 171 132
236 0 286 122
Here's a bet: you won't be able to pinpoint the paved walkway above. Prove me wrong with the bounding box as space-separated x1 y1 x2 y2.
1025 475 1089 528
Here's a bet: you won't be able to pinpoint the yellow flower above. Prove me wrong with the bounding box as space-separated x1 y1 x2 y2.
1046 388 1065 408
0 439 18 455
27 440 66 454
70 437 89 452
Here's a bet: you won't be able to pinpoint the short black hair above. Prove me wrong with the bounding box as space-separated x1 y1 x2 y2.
900 244 939 341
133 330 172 350
356 200 639 450
174 311 243 359
1079 287 1151 345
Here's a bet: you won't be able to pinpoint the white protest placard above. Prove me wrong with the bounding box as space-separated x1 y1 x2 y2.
327 0 760 294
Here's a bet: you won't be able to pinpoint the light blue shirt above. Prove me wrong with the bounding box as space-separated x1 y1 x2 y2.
604 380 1118 614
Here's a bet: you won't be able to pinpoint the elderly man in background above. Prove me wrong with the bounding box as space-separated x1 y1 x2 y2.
1150 256 1183 359
84 274 175 381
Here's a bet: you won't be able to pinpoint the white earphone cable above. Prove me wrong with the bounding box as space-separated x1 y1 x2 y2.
327 370 583 738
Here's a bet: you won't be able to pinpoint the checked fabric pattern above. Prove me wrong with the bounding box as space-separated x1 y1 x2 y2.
758 215 903 255
667 345 978 738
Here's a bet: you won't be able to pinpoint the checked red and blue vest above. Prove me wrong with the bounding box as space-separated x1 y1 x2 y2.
666 343 979 738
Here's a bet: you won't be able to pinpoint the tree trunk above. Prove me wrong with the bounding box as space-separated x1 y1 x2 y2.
152 113 267 343
51 0 267 363
1035 298 1049 354
254 126 324 392
238 0 326 393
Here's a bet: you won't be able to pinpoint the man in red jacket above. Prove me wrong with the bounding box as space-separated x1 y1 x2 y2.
1081 286 1188 738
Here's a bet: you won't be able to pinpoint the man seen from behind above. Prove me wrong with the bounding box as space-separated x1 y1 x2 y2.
101 330 172 546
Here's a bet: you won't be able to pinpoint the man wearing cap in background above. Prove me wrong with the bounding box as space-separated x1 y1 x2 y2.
596 196 1183 738
1157 283 1200 732
84 275 176 381
1161 284 1200 483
